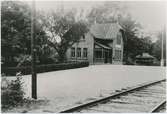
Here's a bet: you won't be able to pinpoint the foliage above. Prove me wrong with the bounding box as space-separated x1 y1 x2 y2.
2 62 89 76
118 14 142 61
1 1 31 66
40 9 89 62
1 76 25 109
2 1 164 66
1 1 52 67
151 29 166 61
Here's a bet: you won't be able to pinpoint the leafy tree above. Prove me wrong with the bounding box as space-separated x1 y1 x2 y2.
118 14 142 62
40 10 88 62
2 1 31 66
152 29 166 61
140 36 153 54
119 15 154 63
1 1 50 67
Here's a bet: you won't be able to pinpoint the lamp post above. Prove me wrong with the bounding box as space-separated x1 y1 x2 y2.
31 0 37 99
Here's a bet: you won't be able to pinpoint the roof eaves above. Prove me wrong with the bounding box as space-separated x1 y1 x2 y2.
95 41 112 49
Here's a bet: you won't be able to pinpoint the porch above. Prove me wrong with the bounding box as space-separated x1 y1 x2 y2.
93 42 112 64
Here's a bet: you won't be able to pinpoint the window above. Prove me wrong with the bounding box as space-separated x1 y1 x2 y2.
95 49 103 59
71 47 75 58
115 50 121 60
117 34 121 45
83 48 88 58
115 50 118 60
119 50 121 60
77 48 81 58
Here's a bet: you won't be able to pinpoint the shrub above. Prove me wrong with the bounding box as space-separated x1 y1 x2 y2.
2 61 89 76
1 76 25 109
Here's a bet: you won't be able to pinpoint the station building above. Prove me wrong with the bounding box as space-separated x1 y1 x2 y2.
66 23 124 64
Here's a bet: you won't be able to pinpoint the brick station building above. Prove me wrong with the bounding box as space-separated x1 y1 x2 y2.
66 23 125 64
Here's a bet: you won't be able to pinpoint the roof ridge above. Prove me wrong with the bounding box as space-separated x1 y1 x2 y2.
92 22 117 26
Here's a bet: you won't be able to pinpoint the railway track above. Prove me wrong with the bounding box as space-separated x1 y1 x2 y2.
60 79 166 113
150 100 166 113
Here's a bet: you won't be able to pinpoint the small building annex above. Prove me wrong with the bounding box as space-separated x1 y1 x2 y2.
66 23 125 64
135 53 155 65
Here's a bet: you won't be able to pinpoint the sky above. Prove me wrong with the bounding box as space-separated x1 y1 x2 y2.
27 0 166 41
126 1 166 36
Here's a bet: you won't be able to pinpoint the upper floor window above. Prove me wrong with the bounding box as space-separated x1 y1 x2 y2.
71 47 75 58
117 33 121 45
83 48 88 58
77 48 81 58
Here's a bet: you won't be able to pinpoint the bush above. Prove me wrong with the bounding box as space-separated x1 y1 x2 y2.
2 61 89 76
123 57 135 65
1 76 25 109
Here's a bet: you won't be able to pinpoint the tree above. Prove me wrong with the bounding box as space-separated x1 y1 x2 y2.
118 14 142 62
2 1 31 66
1 1 50 67
40 10 88 62
152 29 166 61
86 1 126 24
140 36 153 54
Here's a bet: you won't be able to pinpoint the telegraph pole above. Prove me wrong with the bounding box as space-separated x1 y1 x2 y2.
31 0 37 99
160 29 164 66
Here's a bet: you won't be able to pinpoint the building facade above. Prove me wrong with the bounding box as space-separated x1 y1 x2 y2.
66 23 124 64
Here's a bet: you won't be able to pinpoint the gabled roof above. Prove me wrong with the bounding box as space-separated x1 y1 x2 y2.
90 23 122 40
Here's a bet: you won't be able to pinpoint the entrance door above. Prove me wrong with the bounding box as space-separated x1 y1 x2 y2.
109 50 112 63
104 50 112 63
104 51 109 63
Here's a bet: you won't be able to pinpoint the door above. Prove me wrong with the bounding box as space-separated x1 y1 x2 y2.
109 50 112 63
104 51 108 63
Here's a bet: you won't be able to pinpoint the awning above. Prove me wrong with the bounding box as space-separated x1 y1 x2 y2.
95 42 112 49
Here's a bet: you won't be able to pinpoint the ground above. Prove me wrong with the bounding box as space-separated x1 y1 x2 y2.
2 65 166 113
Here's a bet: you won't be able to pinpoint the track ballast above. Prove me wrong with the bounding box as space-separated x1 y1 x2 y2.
60 79 166 113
